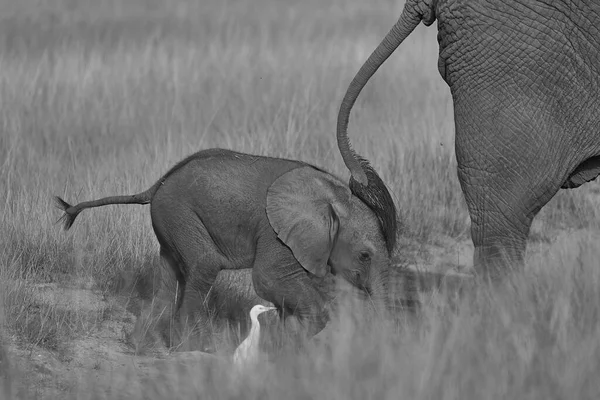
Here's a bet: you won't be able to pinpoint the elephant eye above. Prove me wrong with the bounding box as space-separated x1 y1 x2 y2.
358 251 371 262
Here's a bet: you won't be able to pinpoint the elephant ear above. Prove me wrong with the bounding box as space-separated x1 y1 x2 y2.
266 167 351 278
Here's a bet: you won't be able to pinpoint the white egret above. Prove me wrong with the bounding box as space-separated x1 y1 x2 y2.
233 304 276 366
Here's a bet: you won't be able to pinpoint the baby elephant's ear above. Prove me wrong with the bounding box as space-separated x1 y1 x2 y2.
266 167 350 278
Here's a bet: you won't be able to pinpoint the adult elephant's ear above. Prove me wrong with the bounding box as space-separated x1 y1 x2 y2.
266 167 351 278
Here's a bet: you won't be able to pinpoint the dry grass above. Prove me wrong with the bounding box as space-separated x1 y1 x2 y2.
2 0 600 398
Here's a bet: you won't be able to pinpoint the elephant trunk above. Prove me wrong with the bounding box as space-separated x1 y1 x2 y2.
363 267 391 311
336 1 435 184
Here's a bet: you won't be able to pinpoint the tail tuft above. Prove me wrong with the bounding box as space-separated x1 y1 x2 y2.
53 196 80 230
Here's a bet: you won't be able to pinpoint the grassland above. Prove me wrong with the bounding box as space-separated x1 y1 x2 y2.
2 0 600 398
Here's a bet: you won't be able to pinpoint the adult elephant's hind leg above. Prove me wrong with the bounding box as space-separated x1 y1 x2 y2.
453 93 566 281
458 163 560 281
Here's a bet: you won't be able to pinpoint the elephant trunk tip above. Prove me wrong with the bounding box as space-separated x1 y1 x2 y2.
53 196 80 230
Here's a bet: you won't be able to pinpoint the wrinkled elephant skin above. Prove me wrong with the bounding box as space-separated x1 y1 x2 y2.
336 0 600 280
54 148 397 342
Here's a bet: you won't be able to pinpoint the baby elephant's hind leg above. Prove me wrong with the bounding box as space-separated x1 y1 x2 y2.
153 212 227 351
130 248 181 350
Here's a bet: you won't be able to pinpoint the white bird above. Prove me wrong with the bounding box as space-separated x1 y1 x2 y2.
233 304 276 367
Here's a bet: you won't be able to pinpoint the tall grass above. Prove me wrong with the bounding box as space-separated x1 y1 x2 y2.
2 0 600 398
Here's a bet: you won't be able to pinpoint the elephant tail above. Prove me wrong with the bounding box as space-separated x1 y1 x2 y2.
336 1 436 185
53 179 164 230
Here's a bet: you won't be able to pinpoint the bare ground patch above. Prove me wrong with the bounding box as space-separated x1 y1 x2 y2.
1 237 473 398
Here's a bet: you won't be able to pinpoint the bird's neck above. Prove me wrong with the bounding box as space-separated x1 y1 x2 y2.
248 318 260 341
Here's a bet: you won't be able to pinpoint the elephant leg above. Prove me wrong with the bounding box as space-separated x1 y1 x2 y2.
252 238 329 340
131 248 183 350
258 273 328 339
452 85 569 281
159 247 185 314
151 211 227 350
456 145 561 281
174 245 222 330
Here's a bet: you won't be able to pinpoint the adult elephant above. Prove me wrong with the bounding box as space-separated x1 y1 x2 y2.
337 0 600 280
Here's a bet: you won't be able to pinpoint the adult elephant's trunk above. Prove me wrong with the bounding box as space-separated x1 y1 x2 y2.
336 1 436 185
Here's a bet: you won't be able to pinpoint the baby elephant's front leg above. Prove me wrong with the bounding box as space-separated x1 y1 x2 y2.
252 237 331 340
264 275 330 340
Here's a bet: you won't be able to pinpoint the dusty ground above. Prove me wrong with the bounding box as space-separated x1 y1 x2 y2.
6 226 590 398
0 234 475 398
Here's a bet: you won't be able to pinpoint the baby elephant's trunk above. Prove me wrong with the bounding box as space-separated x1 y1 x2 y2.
334 268 390 317
363 268 391 316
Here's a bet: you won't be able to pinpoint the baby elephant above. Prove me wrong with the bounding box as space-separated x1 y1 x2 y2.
55 148 396 340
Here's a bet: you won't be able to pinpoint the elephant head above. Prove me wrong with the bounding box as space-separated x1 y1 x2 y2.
266 166 392 300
